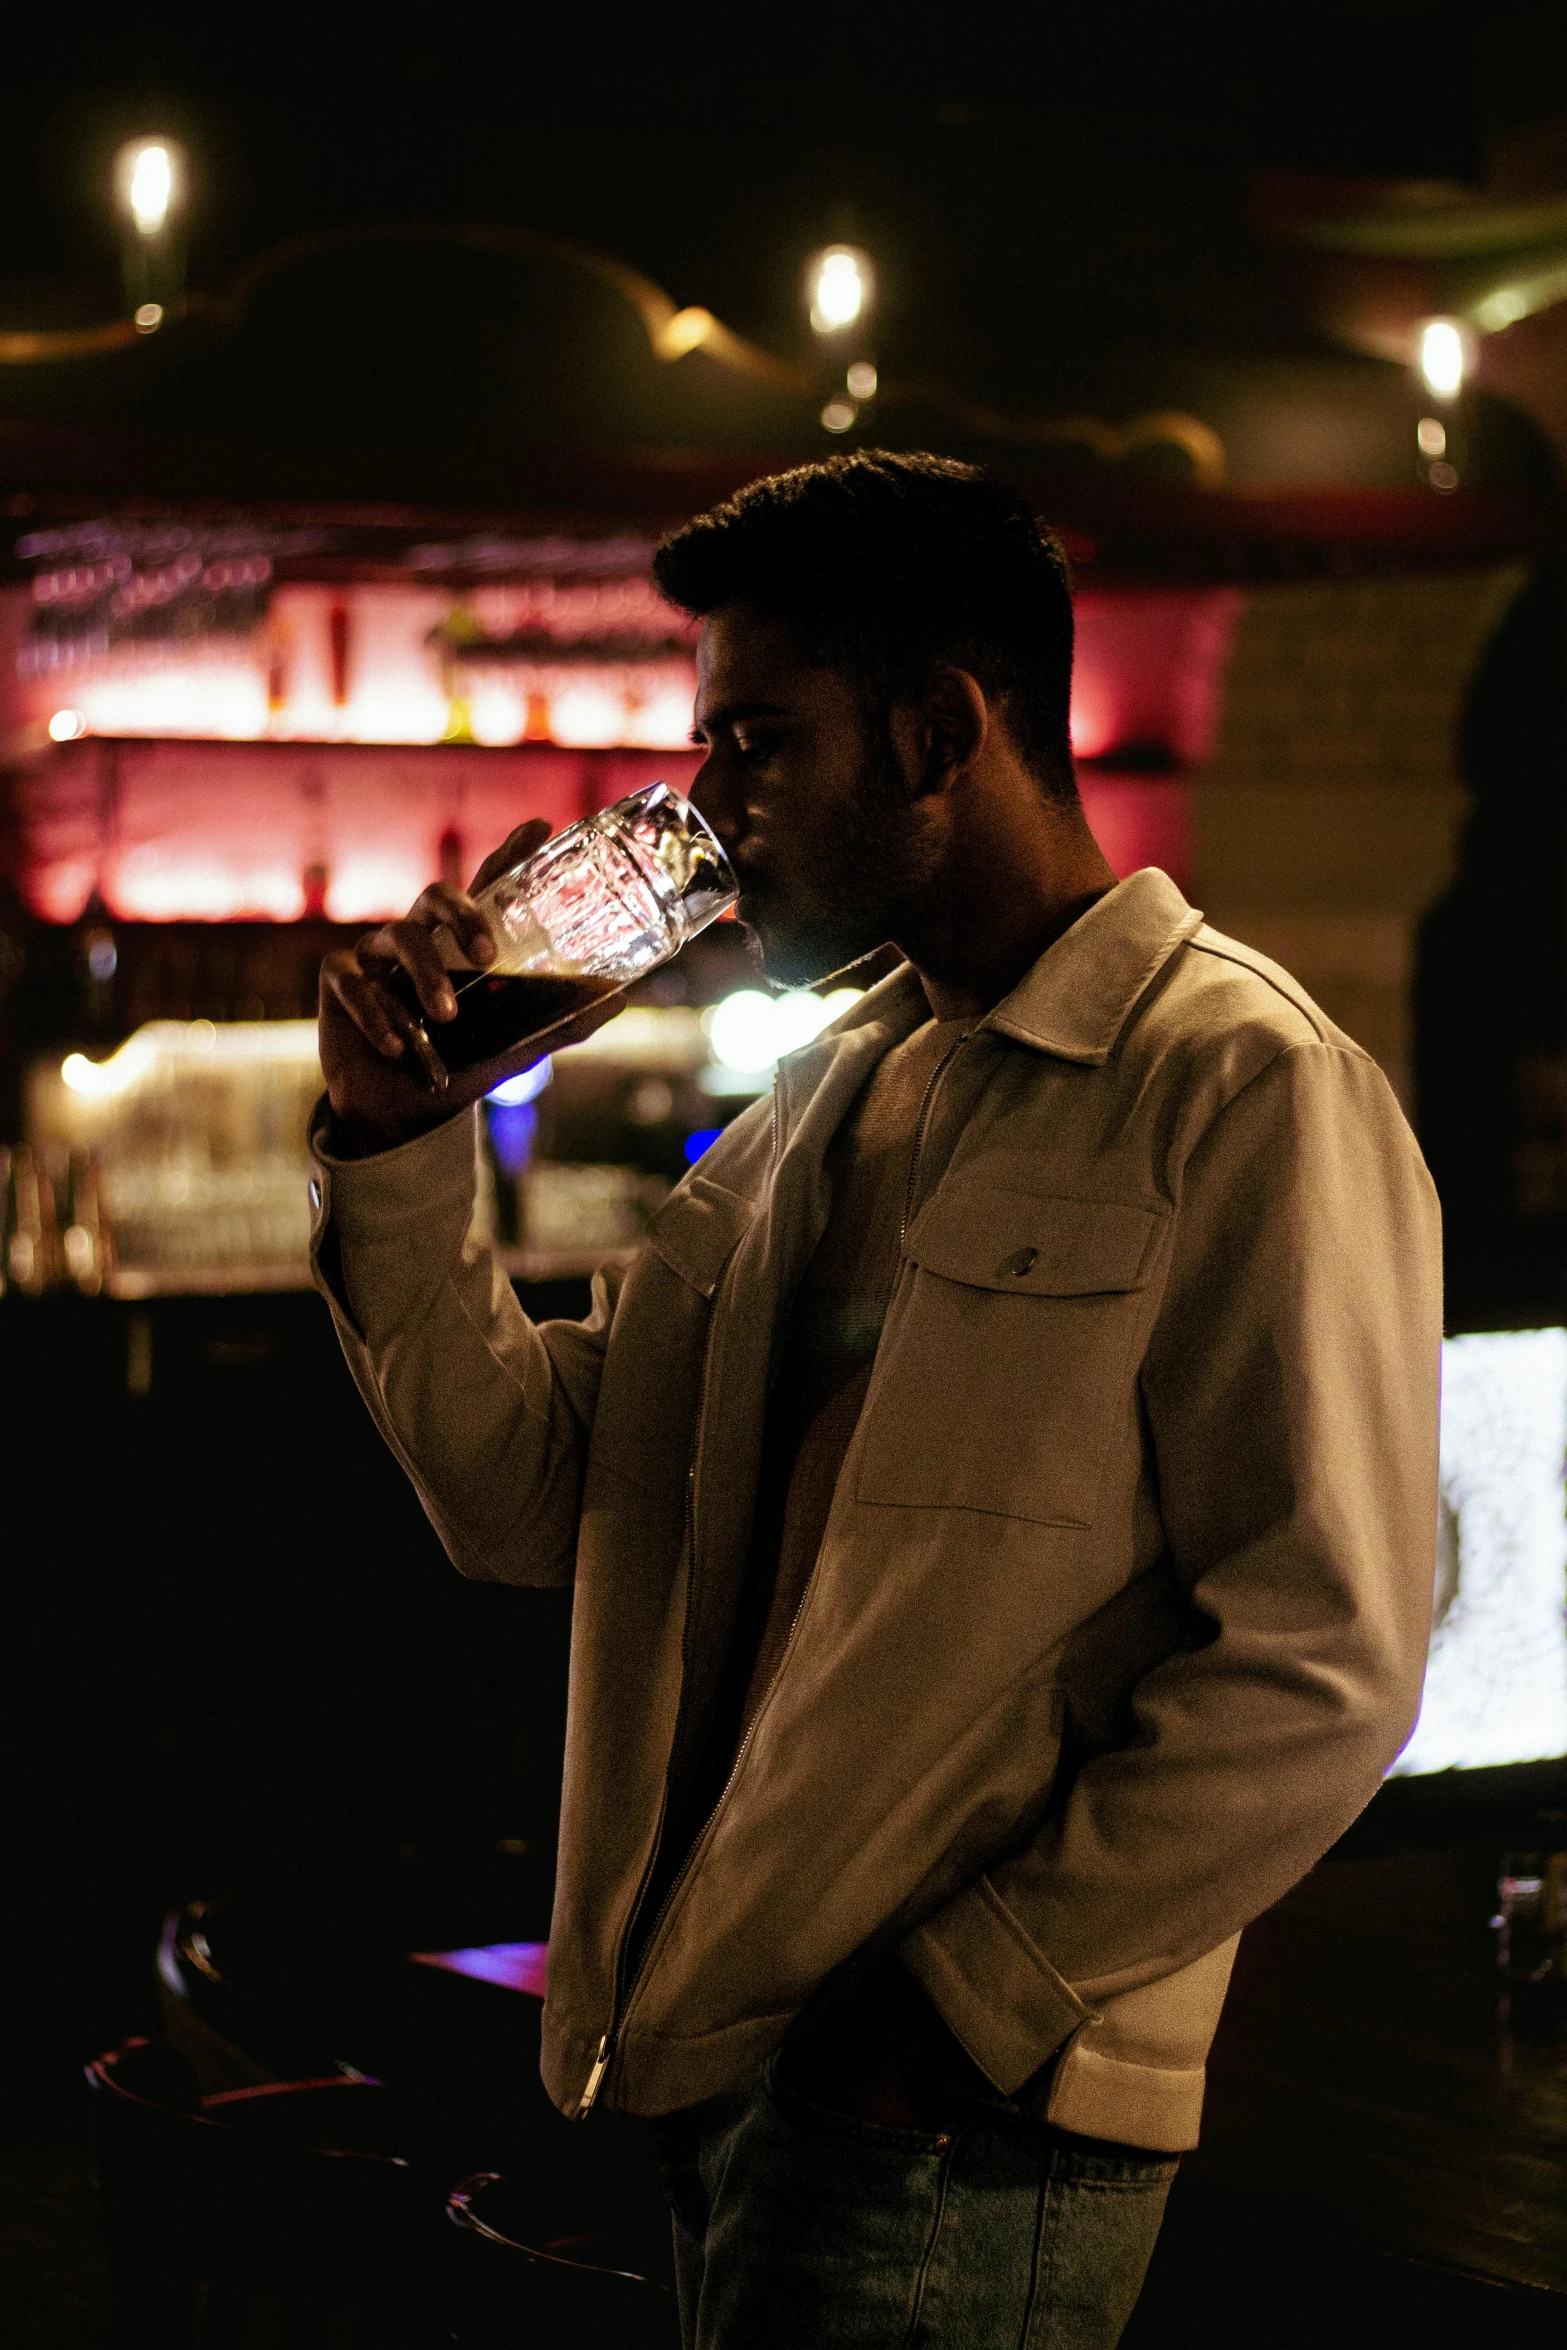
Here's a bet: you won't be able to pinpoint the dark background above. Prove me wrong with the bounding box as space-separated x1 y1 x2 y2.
2 4 1564 496
0 1284 578 2130
4 6 1567 2339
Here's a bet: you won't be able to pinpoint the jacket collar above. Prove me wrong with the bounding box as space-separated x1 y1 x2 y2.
771 960 929 1152
775 866 1202 1129
982 868 1203 1065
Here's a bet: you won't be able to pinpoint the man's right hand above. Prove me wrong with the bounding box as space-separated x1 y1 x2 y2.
319 818 623 1158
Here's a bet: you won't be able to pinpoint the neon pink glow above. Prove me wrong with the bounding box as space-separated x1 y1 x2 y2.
1069 589 1242 765
1078 776 1192 887
8 581 1230 922
17 739 703 923
5 582 700 751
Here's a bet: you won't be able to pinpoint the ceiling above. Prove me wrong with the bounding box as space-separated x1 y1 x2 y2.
2 4 1565 518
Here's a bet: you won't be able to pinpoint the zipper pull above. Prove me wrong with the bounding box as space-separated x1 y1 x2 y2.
576 2033 612 2118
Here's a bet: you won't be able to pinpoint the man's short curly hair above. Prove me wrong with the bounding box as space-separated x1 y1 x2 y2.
653 450 1078 800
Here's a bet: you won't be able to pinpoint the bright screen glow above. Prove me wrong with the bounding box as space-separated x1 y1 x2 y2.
1392 1328 1567 1776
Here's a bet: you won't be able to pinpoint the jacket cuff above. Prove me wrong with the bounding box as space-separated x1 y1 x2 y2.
308 1098 480 1249
1044 2041 1205 2153
899 1875 1095 2096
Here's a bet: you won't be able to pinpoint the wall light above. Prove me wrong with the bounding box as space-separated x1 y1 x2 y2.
114 138 184 237
703 986 864 1090
61 1033 159 1099
1419 318 1467 401
112 136 188 321
808 246 871 336
127 143 174 234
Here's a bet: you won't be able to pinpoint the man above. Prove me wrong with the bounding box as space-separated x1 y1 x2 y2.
313 452 1442 2348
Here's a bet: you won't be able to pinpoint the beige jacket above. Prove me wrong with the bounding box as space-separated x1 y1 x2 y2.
310 869 1442 2152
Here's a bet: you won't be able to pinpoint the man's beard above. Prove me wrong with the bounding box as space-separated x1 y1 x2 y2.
745 726 937 987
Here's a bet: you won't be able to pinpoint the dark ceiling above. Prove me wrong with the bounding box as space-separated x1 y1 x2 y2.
0 4 1497 341
1 3 1565 517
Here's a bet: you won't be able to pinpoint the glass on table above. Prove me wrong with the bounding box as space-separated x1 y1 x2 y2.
1495 1846 1567 2039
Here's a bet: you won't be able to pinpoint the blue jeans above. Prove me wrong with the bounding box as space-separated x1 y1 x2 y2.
654 2057 1176 2349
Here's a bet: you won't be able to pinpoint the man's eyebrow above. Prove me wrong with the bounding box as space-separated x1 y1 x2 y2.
689 699 791 740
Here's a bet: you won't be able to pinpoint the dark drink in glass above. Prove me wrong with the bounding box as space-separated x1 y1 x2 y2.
385 965 624 1076
385 782 736 1089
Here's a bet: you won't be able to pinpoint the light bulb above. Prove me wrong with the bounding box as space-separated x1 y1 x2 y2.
1419 319 1465 400
115 138 183 237
129 145 172 233
808 246 870 335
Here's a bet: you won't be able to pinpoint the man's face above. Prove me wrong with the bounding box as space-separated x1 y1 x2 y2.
689 603 934 986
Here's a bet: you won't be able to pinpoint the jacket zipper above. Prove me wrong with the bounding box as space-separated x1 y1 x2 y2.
608 1034 972 2085
583 1505 819 2112
581 1037 953 2115
575 1306 717 2115
577 1095 784 2116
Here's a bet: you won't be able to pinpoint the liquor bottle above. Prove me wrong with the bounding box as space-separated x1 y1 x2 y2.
5 1145 57 1296
75 889 120 1045
60 1151 113 1297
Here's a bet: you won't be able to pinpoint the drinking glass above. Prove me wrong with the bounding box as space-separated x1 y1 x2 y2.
1495 1847 1567 2039
396 781 737 1081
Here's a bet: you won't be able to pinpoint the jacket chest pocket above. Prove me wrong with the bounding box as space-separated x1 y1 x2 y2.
855 1187 1163 1529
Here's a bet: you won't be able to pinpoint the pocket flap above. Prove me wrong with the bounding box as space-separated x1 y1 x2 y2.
905 1187 1162 1296
645 1173 756 1298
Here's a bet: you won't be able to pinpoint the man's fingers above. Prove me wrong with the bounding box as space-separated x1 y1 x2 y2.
354 918 461 1023
392 1004 451 1092
322 956 452 1093
322 952 407 1061
357 885 494 973
406 882 499 968
469 818 552 896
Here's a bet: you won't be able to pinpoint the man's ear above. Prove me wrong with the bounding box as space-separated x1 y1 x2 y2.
913 667 989 796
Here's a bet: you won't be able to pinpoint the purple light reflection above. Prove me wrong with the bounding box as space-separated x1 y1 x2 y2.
408 1940 549 1998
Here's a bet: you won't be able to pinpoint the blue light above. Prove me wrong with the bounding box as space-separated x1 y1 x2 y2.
487 1101 538 1177
487 1058 552 1107
683 1127 723 1164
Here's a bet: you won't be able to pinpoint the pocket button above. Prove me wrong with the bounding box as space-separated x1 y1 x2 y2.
1001 1245 1038 1277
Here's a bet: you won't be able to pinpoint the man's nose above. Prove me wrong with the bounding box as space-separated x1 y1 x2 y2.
688 754 739 847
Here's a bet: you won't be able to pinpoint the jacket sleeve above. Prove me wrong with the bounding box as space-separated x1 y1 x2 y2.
308 1103 618 1587
902 1038 1443 2093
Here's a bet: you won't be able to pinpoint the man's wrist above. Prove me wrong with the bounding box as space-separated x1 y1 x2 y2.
323 1102 459 1161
